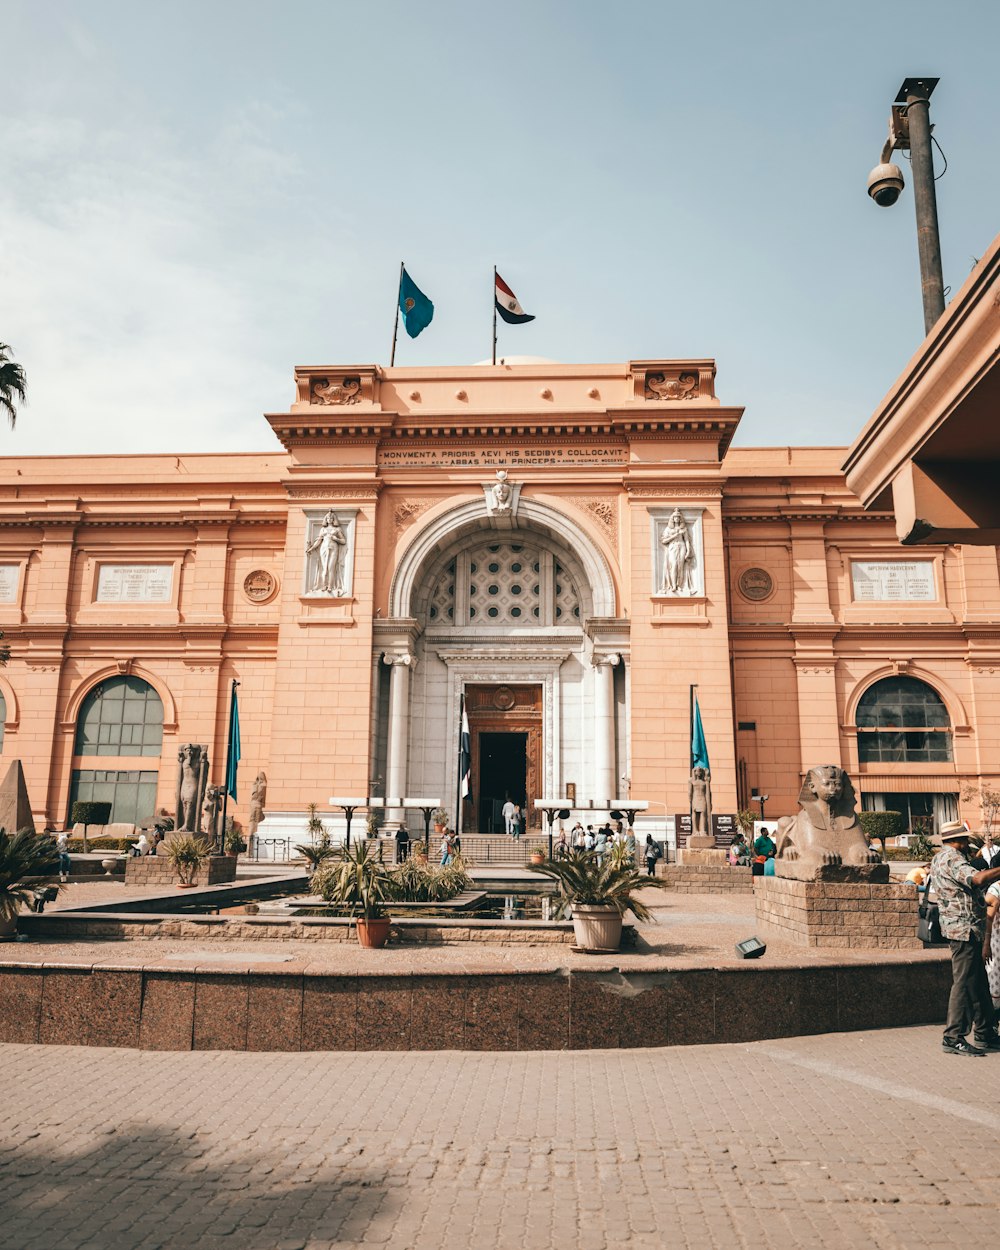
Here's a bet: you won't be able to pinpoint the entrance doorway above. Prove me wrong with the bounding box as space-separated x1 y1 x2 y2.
478 732 527 833
464 682 542 832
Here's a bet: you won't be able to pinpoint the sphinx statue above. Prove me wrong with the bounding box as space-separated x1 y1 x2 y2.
775 765 888 882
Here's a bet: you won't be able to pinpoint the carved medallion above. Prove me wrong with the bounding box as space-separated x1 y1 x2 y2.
737 567 774 602
646 372 698 401
493 685 517 711
311 376 361 406
243 569 278 604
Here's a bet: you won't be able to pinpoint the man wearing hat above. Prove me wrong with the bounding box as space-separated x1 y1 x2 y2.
932 821 1000 1056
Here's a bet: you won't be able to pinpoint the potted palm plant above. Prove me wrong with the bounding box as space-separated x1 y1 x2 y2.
165 835 211 887
0 828 62 939
432 807 449 834
530 841 666 951
324 840 394 947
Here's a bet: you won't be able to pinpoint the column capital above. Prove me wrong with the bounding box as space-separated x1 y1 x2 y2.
382 650 417 668
592 651 621 669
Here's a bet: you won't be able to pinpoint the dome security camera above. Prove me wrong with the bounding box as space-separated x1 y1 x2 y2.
867 161 905 207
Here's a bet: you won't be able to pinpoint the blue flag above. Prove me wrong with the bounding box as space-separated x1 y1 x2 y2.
226 686 241 801
399 268 434 338
691 696 710 771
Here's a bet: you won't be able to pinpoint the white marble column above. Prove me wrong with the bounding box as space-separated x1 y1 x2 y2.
384 652 415 822
592 653 620 804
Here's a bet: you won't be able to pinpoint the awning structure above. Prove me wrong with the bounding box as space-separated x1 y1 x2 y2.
843 232 1000 546
857 774 960 792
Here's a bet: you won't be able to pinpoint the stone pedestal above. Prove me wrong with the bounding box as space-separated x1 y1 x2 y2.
677 847 727 866
125 856 237 887
686 834 716 850
754 876 922 949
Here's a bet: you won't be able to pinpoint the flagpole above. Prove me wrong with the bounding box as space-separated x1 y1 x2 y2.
390 261 404 367
456 692 465 838
492 265 497 366
688 684 696 845
219 678 240 854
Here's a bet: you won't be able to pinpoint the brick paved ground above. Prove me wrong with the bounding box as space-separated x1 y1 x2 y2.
2 1026 997 1249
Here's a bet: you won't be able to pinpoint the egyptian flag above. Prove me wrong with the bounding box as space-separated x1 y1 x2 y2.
495 271 535 325
459 699 472 799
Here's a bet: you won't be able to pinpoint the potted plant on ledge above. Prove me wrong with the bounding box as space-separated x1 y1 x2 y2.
166 835 211 888
0 828 62 940
432 808 449 834
530 841 666 952
324 839 394 948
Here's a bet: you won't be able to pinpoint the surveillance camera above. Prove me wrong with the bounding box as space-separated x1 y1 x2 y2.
867 162 905 207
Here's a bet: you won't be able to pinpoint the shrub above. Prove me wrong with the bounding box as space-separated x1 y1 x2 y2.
858 810 905 846
70 800 113 854
530 842 666 920
0 828 62 927
312 854 471 906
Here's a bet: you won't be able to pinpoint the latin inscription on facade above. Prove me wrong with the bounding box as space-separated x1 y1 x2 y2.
377 445 627 468
96 564 174 603
0 565 18 603
850 561 935 602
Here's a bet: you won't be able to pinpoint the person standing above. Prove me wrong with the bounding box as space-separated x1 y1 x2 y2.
932 821 1000 1056
754 827 776 859
439 832 453 866
56 830 71 882
644 834 662 878
395 824 410 863
502 797 517 837
573 825 586 852
512 804 523 840
984 880 1000 1014
595 826 608 865
554 829 569 860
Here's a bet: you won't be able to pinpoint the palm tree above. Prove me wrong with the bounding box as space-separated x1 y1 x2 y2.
0 344 27 428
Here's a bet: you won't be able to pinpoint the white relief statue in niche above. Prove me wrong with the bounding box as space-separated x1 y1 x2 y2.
660 509 696 595
491 470 513 513
306 510 348 595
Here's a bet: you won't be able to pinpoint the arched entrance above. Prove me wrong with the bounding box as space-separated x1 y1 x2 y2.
376 499 626 832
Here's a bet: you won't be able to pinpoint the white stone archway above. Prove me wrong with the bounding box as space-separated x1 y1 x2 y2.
377 497 626 832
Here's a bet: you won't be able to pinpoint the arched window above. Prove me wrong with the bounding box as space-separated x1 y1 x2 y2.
71 677 163 825
856 677 952 763
75 677 163 756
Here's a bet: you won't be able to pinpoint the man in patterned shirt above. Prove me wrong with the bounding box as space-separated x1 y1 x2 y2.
932 821 1000 1056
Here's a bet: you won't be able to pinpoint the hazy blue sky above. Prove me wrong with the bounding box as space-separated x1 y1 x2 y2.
3 0 998 455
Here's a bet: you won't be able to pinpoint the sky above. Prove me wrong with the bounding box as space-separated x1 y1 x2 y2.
2 0 999 456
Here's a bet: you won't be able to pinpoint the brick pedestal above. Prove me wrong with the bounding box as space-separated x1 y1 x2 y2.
754 876 921 949
125 856 238 887
656 864 753 894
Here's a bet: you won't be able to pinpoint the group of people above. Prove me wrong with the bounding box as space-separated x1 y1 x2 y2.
724 827 778 874
550 821 658 871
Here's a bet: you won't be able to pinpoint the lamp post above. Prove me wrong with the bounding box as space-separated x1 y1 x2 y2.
866 77 946 335
328 796 373 850
533 801 571 859
756 794 768 823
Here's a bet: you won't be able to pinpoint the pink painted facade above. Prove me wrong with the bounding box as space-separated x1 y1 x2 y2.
0 358 995 841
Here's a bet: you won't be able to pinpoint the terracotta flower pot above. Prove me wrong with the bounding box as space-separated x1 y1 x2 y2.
176 882 197 889
530 851 545 865
571 904 622 952
356 916 391 948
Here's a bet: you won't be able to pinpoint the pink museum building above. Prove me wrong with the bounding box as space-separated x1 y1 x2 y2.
1 356 996 844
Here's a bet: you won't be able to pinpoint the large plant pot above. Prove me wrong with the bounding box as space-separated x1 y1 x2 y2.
571 904 622 952
356 917 392 948
176 882 197 889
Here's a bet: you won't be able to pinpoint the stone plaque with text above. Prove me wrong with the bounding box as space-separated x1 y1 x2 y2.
0 565 19 603
850 560 935 602
96 564 174 603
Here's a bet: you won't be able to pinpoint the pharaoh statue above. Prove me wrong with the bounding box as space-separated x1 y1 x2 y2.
774 765 889 881
202 784 223 848
175 744 209 834
660 509 695 595
248 771 267 837
689 766 713 838
306 510 348 595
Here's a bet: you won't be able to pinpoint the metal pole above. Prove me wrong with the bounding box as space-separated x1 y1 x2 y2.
390 261 404 367
905 87 946 334
219 679 239 854
344 805 355 850
688 684 696 841
492 265 497 366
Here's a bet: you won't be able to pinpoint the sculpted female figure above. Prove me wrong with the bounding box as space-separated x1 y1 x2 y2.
307 511 347 595
660 509 693 595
